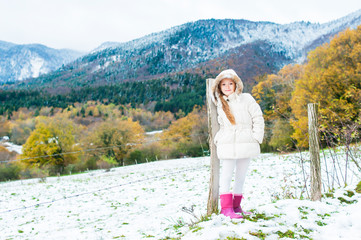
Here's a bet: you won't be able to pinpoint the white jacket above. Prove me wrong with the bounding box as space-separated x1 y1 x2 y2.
211 69 264 159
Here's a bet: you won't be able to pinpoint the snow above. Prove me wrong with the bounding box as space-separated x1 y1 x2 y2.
1 136 10 141
2 141 22 154
146 130 163 135
18 51 48 80
0 151 360 239
1 43 83 83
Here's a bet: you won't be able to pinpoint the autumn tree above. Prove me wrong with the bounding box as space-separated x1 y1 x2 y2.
86 118 145 165
252 64 303 151
9 119 36 145
0 146 21 181
0 118 11 138
21 117 82 173
291 26 361 147
160 106 208 157
150 111 175 130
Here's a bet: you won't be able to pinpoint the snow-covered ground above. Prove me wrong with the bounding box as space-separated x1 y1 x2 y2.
1 141 23 154
0 152 360 239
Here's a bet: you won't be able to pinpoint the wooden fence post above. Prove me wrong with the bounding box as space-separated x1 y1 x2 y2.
308 103 322 201
206 78 220 215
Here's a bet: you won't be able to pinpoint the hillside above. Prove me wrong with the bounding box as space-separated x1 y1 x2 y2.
1 152 360 239
5 9 361 92
0 41 84 83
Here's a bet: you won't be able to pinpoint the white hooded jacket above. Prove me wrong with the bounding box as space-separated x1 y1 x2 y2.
211 69 265 159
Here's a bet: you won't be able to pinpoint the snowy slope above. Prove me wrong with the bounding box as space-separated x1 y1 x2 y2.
0 41 84 83
0 152 360 239
90 9 361 69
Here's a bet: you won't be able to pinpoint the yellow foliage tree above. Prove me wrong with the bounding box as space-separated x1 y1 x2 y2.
252 64 303 150
151 111 175 130
160 106 208 157
252 64 303 121
86 118 145 165
21 117 82 172
160 114 194 145
0 119 11 138
291 26 361 147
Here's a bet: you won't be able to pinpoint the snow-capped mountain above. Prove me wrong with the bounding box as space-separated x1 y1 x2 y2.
4 9 361 90
90 41 123 53
0 41 84 83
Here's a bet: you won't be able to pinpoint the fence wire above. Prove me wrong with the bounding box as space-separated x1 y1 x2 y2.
0 133 208 163
0 165 208 214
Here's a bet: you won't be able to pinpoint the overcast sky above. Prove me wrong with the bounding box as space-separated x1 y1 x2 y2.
0 0 360 52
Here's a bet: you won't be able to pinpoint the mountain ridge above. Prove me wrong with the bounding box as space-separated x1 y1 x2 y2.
0 41 84 83
2 9 361 91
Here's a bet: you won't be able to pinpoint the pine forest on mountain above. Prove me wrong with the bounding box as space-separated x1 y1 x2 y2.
0 73 206 116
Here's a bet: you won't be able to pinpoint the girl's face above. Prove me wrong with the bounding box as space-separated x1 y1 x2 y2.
220 78 236 96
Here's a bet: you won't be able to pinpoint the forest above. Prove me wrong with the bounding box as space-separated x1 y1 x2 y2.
1 26 360 182
0 73 206 117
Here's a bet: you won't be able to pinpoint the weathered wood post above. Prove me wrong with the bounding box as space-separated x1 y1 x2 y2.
308 103 322 201
206 78 220 215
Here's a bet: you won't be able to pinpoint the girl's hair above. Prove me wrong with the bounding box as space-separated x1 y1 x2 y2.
218 83 236 125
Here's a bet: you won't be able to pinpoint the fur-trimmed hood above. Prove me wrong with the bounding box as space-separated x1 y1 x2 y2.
211 69 244 103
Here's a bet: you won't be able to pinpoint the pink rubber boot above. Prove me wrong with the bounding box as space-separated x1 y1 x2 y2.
220 193 242 219
233 194 251 215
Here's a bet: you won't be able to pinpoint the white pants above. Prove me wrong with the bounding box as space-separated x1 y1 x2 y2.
219 158 251 195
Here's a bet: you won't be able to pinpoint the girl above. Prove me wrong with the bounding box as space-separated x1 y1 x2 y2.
211 69 264 219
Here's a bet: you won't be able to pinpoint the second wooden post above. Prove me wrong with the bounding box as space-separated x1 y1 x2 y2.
308 103 322 201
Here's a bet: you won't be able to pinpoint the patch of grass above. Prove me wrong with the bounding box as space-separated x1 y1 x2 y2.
112 235 126 239
298 206 309 215
163 218 186 232
345 190 355 198
292 226 314 239
19 220 35 226
337 189 358 204
110 202 122 210
226 237 247 240
337 197 354 204
338 196 357 204
159 237 181 240
244 212 275 222
298 234 312 239
190 225 203 233
276 230 295 238
323 192 334 198
316 220 327 226
163 212 212 239
199 214 211 222
249 230 267 239
142 233 155 238
356 181 361 194
302 228 313 234
317 213 330 220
